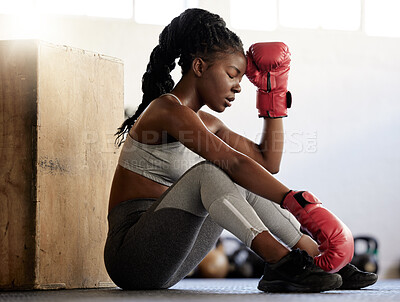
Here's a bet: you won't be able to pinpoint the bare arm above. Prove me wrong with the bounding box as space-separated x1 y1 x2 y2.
200 111 284 174
258 118 284 173
154 101 289 204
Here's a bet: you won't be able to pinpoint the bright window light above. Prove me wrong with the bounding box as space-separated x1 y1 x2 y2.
280 0 360 31
0 0 133 19
135 0 198 25
0 0 40 38
320 0 360 31
365 0 400 38
37 0 133 19
0 0 35 14
279 0 320 29
230 0 277 31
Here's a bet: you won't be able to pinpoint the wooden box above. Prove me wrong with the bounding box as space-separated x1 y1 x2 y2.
0 40 123 289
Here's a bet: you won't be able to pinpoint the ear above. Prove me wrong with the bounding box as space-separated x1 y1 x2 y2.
192 57 207 77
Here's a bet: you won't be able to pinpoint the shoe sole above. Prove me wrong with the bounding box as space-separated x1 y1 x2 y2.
258 277 342 293
338 276 378 290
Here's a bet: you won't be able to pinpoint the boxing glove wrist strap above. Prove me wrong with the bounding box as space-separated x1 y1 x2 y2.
256 90 292 118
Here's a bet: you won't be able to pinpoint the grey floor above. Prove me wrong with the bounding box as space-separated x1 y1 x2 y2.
1 279 400 302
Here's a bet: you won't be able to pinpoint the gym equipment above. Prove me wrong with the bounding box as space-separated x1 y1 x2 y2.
351 236 379 274
192 237 264 279
0 40 123 289
197 239 230 278
224 237 264 278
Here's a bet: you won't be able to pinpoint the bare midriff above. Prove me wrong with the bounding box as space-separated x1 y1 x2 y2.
108 165 168 213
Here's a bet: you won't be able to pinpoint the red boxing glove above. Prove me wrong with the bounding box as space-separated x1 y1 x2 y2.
281 190 354 273
246 42 292 118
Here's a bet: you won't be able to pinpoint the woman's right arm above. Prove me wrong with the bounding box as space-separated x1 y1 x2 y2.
153 98 290 204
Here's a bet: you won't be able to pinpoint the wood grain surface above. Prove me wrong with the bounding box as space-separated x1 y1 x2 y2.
0 40 123 289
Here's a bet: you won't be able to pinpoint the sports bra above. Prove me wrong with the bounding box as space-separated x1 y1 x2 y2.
118 93 204 186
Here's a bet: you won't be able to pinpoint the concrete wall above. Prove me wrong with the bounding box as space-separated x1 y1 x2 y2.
1 0 399 278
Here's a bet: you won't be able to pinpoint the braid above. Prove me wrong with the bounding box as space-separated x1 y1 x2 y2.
115 8 244 146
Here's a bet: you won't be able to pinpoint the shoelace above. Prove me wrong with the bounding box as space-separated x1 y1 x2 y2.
298 250 315 270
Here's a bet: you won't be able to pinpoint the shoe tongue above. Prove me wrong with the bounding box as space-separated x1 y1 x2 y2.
292 249 315 269
271 249 308 269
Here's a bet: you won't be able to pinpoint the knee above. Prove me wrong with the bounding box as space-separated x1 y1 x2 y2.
189 160 226 178
192 160 219 170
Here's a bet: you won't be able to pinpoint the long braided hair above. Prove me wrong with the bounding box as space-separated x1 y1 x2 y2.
115 8 244 146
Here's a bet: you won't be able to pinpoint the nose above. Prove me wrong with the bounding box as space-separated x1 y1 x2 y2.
233 82 241 94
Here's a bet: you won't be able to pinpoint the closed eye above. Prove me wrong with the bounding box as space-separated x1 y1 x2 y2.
227 73 234 79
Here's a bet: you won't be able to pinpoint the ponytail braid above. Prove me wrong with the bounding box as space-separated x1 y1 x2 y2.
115 8 244 146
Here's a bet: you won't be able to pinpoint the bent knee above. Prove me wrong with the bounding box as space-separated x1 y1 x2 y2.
191 160 220 171
188 160 226 178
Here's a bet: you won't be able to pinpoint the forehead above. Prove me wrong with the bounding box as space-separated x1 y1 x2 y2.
216 52 246 71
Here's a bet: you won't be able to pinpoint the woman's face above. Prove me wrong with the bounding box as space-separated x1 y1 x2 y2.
197 51 246 113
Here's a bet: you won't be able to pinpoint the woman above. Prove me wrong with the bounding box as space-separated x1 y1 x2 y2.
104 8 376 292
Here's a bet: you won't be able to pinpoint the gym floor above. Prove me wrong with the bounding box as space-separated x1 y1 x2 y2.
1 279 400 302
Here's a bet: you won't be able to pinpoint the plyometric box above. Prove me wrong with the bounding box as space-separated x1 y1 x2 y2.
0 40 124 289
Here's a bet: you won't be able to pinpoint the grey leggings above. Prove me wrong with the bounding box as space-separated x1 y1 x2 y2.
104 161 301 290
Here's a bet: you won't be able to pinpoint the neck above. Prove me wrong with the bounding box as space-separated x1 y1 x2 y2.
170 76 203 112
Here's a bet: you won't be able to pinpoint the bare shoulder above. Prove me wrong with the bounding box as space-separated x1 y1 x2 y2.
143 96 223 130
130 95 198 144
147 95 186 115
135 95 195 128
133 96 243 169
197 110 225 134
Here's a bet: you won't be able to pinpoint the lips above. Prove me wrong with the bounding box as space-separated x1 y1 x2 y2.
225 97 235 107
225 99 233 107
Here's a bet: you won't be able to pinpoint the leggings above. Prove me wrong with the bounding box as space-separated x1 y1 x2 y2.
104 161 301 290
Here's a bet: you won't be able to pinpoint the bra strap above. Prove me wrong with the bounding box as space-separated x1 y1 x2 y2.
161 93 183 105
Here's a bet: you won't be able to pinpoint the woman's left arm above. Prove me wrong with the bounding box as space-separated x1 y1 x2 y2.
200 111 284 174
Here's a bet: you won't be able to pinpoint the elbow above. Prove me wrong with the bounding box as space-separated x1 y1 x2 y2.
264 163 280 175
269 168 280 175
257 147 282 174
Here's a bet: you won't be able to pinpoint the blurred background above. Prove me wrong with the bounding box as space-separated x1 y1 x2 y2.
1 0 399 278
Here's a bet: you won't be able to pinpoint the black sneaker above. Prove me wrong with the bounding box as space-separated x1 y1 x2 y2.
258 249 342 293
337 263 378 290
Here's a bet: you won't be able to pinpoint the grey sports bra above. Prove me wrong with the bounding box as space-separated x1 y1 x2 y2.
118 94 204 186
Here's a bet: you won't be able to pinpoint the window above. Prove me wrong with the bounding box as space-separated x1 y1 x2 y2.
279 0 320 29
279 0 361 31
134 0 198 25
319 0 360 31
0 0 133 19
0 0 35 14
230 0 277 31
365 0 400 37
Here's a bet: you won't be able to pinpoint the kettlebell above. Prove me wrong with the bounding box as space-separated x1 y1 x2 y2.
351 236 378 274
197 240 229 278
224 237 264 278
